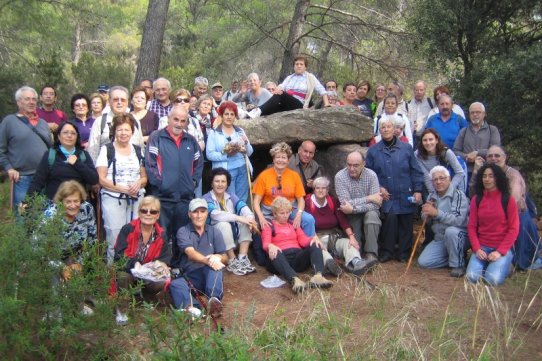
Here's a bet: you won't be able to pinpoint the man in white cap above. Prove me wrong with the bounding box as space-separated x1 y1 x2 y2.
169 198 227 317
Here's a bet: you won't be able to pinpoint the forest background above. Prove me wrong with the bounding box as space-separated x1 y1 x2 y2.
1 0 541 203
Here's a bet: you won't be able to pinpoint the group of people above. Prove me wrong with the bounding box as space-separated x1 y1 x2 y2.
1 53 540 324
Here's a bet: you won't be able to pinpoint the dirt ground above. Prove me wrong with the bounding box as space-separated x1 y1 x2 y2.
218 238 542 359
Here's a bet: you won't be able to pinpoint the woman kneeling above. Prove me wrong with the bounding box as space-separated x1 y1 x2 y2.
262 197 333 293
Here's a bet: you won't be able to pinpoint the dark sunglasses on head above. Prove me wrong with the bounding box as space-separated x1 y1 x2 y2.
174 97 190 104
140 208 159 215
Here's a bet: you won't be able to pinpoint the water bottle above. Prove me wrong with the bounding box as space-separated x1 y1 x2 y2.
407 196 417 204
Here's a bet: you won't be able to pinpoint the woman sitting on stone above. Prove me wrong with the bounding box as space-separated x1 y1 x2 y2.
247 54 330 118
262 196 332 293
203 167 258 276
252 142 316 237
304 177 378 276
467 164 519 286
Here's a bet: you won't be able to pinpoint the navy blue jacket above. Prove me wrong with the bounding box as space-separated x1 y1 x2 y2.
366 137 424 214
145 128 203 202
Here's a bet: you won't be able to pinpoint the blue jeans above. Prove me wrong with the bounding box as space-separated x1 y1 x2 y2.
227 165 249 204
169 266 224 309
13 174 33 209
466 246 513 286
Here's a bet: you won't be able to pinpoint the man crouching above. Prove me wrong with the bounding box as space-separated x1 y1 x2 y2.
170 198 228 317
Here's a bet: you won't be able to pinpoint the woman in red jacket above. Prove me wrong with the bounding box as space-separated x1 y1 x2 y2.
466 164 519 286
113 196 171 324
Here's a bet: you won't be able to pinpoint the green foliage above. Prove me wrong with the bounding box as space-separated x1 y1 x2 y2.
0 195 118 359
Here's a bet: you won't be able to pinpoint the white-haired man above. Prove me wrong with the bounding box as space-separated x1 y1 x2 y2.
0 86 52 209
418 166 470 277
149 77 173 118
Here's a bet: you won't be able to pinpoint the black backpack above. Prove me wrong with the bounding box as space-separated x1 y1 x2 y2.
105 143 143 185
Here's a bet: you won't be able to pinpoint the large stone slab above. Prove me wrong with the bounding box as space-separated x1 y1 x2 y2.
236 106 373 146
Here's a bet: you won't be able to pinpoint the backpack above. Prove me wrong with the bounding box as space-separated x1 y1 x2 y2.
439 148 468 193
101 114 139 141
475 191 510 220
48 148 86 170
105 143 143 185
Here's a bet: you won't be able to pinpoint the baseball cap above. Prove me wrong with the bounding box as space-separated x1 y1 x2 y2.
211 82 223 89
189 198 208 212
97 84 109 93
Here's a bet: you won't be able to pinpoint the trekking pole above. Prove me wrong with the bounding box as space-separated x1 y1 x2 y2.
9 178 14 213
244 153 254 210
404 217 426 275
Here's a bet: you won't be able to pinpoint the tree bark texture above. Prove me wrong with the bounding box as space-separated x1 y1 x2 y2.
278 0 309 82
134 0 170 86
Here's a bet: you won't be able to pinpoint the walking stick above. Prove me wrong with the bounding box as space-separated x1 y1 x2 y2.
404 217 427 275
244 153 254 210
9 178 14 213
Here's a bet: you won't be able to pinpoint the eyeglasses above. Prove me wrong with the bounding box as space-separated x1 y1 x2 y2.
487 154 503 158
432 176 448 182
140 208 159 215
112 97 128 103
174 97 190 104
277 175 282 190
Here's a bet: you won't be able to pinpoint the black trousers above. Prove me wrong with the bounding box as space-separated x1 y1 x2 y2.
266 245 324 283
260 93 304 116
379 212 414 260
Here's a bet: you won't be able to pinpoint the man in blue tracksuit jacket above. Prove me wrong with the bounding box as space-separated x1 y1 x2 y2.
145 106 203 261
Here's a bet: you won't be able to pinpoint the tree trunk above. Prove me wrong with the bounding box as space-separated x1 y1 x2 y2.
134 0 170 86
278 0 310 82
315 41 332 79
73 21 81 66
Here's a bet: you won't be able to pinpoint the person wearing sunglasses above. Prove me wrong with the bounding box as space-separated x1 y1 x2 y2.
113 196 171 324
130 86 159 145
252 142 316 238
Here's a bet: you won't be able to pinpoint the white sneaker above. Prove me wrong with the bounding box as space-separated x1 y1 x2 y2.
227 258 247 276
238 256 256 273
115 309 128 325
247 108 261 119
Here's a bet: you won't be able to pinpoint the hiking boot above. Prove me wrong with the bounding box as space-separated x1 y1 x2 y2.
309 273 333 289
207 297 223 319
238 256 256 274
291 276 306 294
450 267 466 278
227 258 247 276
347 257 377 276
325 258 343 277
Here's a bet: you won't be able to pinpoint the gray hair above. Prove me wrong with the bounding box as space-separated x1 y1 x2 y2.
378 116 396 129
469 101 486 113
391 80 404 95
108 85 129 100
392 115 406 128
413 80 426 90
15 86 38 101
429 165 450 179
438 93 453 105
312 176 330 188
194 76 208 86
153 77 171 91
348 149 366 161
196 94 213 108
247 73 260 82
